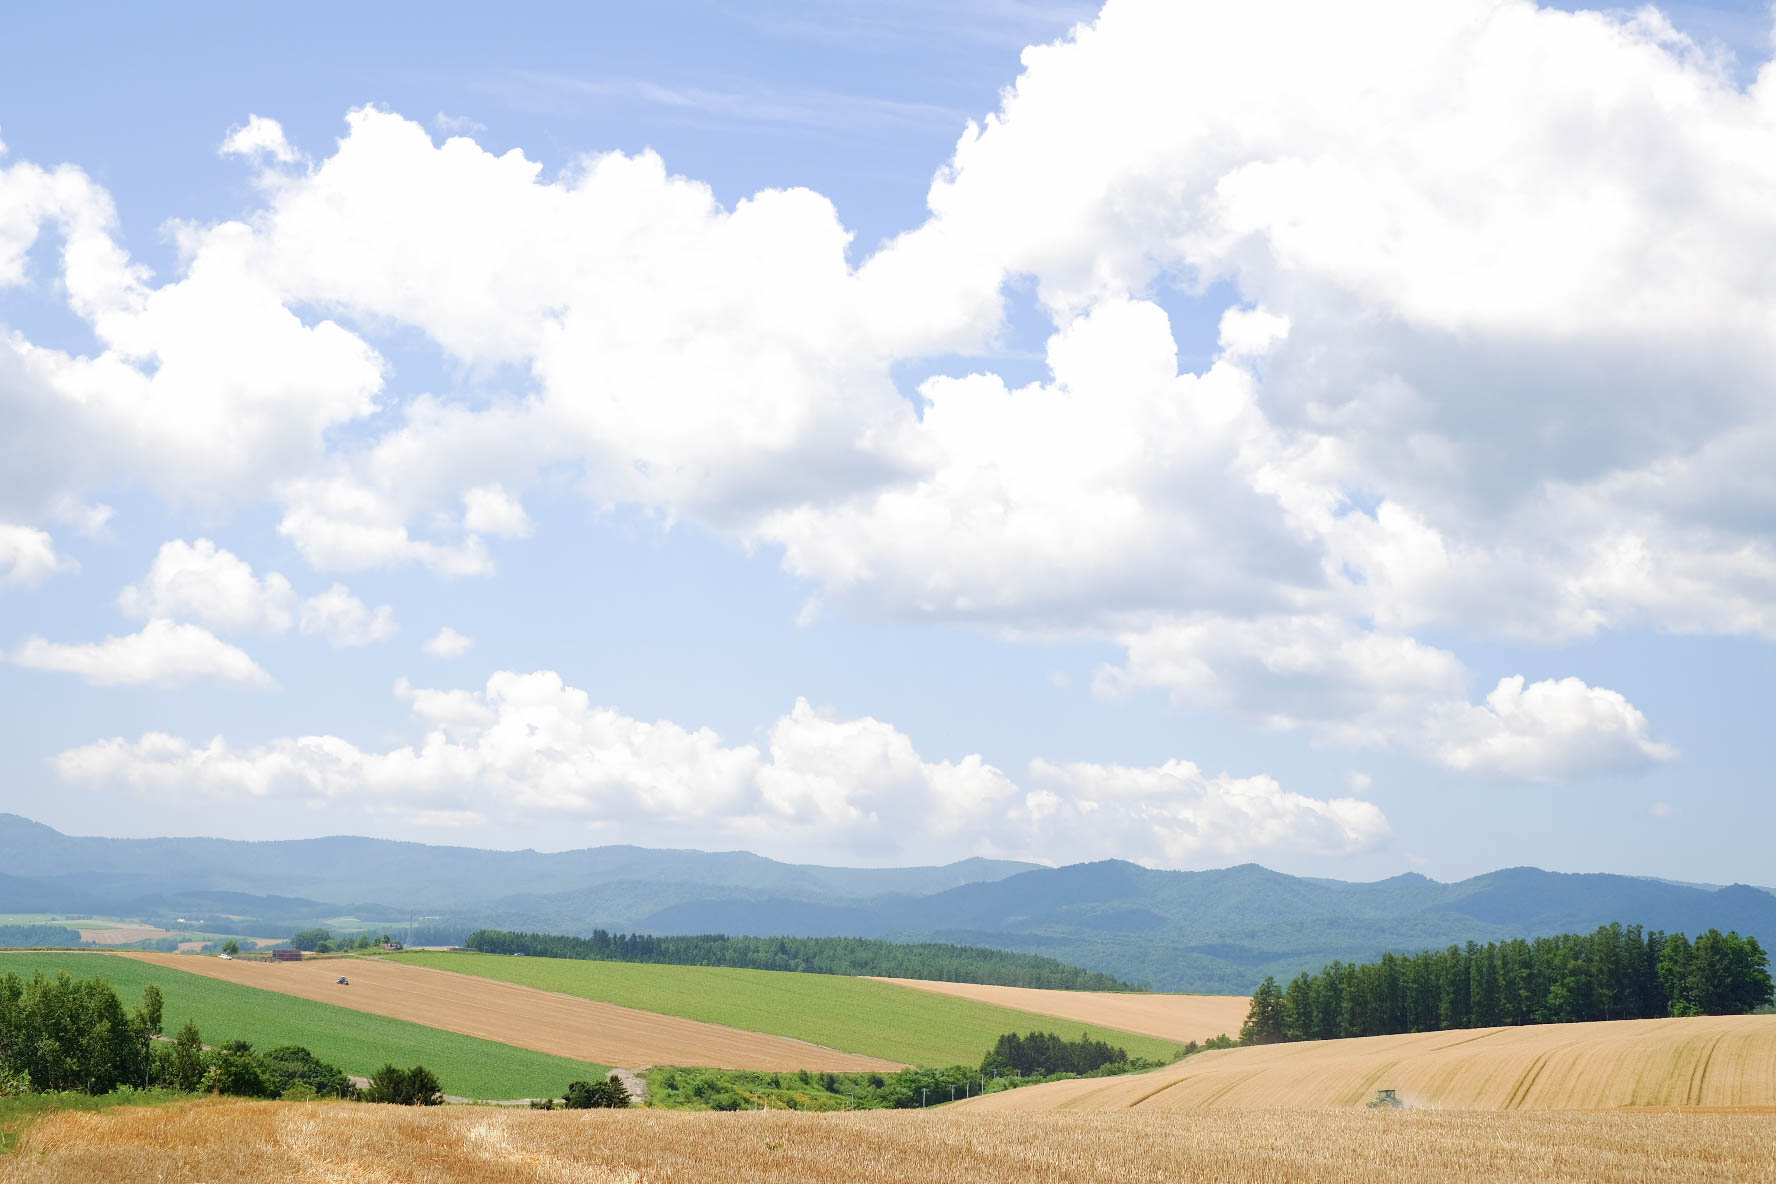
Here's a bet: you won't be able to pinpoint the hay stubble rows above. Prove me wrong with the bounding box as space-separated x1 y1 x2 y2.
12 1099 1776 1183
959 1013 1776 1113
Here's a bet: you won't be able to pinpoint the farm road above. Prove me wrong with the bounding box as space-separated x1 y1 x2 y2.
115 952 902 1073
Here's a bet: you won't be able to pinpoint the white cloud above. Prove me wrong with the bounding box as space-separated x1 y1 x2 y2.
1433 675 1679 782
219 115 299 164
1024 758 1389 864
298 583 399 647
118 538 395 647
1650 800 1680 820
54 671 1382 865
119 538 297 632
1343 771 1372 795
12 619 273 688
10 4 1775 785
422 627 474 659
1099 613 1677 779
461 484 532 539
0 523 77 587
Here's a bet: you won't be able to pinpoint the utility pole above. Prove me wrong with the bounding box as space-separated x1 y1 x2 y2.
922 1088 928 1108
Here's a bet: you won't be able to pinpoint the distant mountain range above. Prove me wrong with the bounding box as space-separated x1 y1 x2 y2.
2 813 1771 992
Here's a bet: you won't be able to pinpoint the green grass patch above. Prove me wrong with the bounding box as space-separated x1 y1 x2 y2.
0 952 604 1100
0 1088 190 1155
393 951 1185 1067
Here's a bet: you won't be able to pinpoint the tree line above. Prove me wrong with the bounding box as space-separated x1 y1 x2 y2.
464 929 1135 990
981 1031 1134 1078
0 925 83 949
1240 924 1774 1045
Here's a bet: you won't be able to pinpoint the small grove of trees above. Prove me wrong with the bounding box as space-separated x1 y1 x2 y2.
362 1063 443 1105
535 1075 631 1109
981 1031 1130 1078
289 930 396 954
1240 924 1775 1045
0 971 162 1093
464 929 1134 991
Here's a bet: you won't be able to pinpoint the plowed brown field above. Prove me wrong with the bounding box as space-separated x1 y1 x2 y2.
958 1013 1776 1112
868 978 1247 1043
116 953 901 1072
14 1099 1776 1183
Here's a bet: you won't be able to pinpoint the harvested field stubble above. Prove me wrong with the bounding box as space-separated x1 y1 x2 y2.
867 977 1248 1043
961 1013 1776 1113
12 1099 1776 1183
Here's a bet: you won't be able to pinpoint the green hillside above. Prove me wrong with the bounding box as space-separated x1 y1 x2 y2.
391 950 1185 1066
0 952 603 1099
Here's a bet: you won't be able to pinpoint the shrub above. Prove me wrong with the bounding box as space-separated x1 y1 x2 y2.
363 1063 443 1105
280 1081 318 1102
259 1045 352 1099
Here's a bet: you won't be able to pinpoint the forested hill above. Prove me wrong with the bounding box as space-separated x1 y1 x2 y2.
463 929 1137 990
5 814 1774 994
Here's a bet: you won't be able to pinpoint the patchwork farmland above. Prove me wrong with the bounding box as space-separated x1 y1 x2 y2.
389 950 1188 1066
115 952 903 1072
0 951 604 1100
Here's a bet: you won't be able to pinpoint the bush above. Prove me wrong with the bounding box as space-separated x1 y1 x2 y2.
363 1063 443 1105
0 1066 31 1098
280 1081 318 1102
563 1075 631 1109
202 1041 274 1098
259 1045 352 1099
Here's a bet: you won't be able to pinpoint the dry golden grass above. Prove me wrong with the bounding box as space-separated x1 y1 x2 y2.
116 952 902 1072
867 977 1248 1044
962 1014 1776 1113
11 1098 1776 1183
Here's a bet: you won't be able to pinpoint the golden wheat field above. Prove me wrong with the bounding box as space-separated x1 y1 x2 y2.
115 951 902 1073
867 977 1248 1043
11 1098 1775 1183
960 1013 1776 1113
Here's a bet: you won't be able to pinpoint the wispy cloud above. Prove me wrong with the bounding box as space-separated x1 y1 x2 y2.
505 70 968 134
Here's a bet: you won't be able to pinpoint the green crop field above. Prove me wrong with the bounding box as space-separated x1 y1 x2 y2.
390 951 1185 1066
0 952 604 1100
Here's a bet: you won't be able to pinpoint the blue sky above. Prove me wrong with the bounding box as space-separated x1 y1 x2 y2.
2 0 1773 882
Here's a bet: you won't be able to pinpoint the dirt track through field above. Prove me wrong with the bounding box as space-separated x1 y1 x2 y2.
867 978 1248 1044
957 1013 1776 1112
115 953 902 1073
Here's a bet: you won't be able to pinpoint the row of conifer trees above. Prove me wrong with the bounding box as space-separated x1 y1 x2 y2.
1240 924 1773 1045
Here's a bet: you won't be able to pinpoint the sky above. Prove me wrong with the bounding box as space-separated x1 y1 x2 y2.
2 0 1774 883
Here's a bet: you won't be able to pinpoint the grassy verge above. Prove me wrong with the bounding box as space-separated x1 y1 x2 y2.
0 952 605 1100
392 951 1185 1066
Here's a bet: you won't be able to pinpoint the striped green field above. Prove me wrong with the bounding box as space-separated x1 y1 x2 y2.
0 951 605 1099
390 951 1187 1067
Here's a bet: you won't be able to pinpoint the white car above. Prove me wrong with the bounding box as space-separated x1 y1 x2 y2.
219 953 232 960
